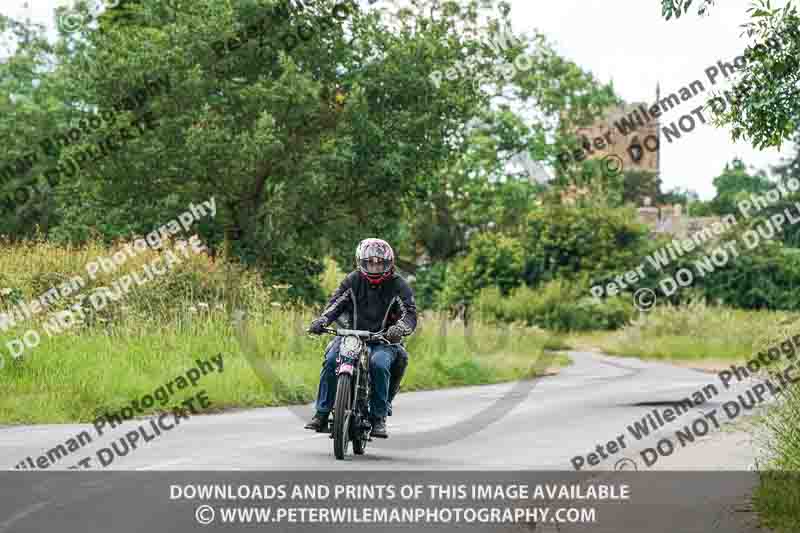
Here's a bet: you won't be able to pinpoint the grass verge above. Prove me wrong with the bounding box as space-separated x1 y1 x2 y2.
0 309 569 424
566 300 799 362
0 239 568 424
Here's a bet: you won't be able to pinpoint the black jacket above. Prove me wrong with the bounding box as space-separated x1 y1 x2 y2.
319 271 417 338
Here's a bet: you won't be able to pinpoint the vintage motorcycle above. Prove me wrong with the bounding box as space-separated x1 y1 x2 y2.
319 327 396 460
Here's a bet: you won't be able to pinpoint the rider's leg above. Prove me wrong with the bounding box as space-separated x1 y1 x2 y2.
315 336 342 414
305 337 342 430
368 345 396 418
387 346 408 416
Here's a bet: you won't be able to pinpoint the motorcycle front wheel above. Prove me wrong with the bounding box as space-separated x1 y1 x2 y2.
333 373 353 460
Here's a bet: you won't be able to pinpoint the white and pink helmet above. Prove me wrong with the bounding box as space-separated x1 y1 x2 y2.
356 238 395 286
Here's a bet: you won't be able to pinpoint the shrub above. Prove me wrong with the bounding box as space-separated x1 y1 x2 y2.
700 244 800 311
412 262 448 311
523 205 649 287
437 232 525 309
474 280 634 332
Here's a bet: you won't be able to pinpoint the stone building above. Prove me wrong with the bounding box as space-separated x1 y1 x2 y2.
560 87 662 204
636 198 724 240
575 98 661 174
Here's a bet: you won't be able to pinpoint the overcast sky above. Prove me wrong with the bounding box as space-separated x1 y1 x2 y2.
508 0 796 199
3 0 796 199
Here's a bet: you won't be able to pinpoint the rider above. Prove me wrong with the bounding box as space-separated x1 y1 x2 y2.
305 238 417 439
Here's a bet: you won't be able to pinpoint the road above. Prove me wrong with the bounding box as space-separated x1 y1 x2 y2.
1 350 766 470
0 351 780 532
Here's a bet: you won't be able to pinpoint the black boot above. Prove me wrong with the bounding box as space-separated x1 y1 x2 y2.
304 412 330 432
370 416 388 439
387 349 408 417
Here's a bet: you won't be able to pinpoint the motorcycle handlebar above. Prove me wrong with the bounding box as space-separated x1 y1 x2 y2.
316 327 396 345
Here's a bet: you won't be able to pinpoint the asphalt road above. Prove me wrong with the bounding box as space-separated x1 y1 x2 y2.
1 350 768 471
0 351 783 532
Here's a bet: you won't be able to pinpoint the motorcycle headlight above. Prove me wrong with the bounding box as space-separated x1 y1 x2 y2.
340 335 362 358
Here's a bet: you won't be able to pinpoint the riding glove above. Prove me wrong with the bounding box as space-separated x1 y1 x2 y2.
385 324 404 343
308 317 329 335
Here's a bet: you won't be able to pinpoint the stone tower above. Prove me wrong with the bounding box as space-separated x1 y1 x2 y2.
575 96 661 174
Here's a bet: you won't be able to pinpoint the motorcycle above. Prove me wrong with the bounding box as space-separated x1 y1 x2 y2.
318 327 396 460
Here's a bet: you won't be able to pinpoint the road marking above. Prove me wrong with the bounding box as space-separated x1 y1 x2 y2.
0 501 50 533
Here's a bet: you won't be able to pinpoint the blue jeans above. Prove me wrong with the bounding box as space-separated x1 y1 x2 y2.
314 336 405 418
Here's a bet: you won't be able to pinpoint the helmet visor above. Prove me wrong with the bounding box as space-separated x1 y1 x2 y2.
361 256 389 274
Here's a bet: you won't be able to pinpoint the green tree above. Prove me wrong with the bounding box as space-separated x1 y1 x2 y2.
658 186 699 206
522 205 650 288
438 231 525 309
661 0 800 149
622 169 662 206
407 32 620 264
709 158 772 215
1 0 514 302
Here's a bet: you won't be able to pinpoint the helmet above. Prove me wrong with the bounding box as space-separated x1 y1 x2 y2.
356 238 395 286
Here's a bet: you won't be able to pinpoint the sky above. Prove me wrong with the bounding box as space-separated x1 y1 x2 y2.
3 0 797 200
506 0 796 199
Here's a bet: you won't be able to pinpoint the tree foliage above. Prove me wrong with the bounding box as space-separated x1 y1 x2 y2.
522 205 650 287
661 0 800 149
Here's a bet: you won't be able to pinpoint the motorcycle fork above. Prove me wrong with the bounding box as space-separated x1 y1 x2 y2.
354 348 371 431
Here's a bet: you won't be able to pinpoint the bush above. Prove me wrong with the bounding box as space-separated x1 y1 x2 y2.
437 232 525 309
523 205 649 287
474 280 634 332
412 262 448 311
700 244 800 311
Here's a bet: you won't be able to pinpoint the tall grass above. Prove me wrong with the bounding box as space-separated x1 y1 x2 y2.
579 299 798 361
748 318 800 531
0 238 567 424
